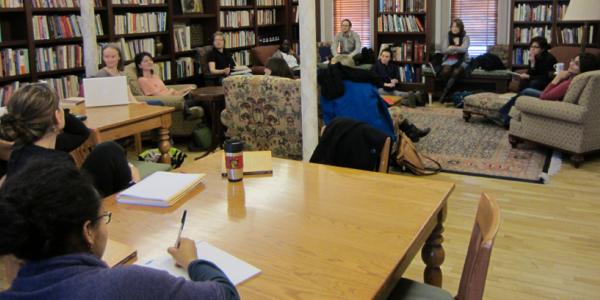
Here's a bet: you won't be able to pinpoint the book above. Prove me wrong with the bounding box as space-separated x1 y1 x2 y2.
142 241 261 285
181 0 204 13
382 95 402 106
103 239 137 267
221 151 273 176
117 171 205 207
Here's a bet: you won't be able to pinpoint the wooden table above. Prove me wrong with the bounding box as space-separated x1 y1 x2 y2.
104 152 454 299
85 103 175 164
189 86 226 151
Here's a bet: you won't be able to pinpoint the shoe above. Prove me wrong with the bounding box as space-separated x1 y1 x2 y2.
409 123 431 139
399 120 431 142
401 92 417 108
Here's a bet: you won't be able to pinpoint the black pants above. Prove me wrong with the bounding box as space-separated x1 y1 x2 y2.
81 141 132 197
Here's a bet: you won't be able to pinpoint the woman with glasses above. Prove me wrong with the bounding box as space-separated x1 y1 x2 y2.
518 36 557 91
0 161 240 299
0 83 138 197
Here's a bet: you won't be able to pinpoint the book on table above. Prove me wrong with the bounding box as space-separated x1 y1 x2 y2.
117 171 205 207
221 151 273 176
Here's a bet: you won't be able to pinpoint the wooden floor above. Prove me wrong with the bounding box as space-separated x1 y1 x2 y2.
2 151 599 299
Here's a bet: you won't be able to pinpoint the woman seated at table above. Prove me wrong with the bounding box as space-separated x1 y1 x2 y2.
264 57 296 79
95 43 138 103
0 160 240 299
0 83 138 197
135 52 194 97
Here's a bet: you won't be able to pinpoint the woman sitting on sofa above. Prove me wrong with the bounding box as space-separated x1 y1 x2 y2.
135 52 194 97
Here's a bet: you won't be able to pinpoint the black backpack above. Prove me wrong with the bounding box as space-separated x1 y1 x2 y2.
470 53 505 71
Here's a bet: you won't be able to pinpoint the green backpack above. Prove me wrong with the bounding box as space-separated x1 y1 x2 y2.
188 123 212 152
138 147 187 168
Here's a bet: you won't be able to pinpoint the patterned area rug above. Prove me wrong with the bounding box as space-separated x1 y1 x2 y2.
400 107 552 183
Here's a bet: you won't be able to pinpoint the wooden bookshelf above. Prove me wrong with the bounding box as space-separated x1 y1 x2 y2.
373 0 433 92
509 0 600 69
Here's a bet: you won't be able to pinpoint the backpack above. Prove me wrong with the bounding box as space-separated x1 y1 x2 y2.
138 147 187 168
394 132 441 175
470 53 505 71
188 123 212 152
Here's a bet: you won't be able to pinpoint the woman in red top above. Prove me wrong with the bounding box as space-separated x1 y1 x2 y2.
135 52 194 97
538 53 599 100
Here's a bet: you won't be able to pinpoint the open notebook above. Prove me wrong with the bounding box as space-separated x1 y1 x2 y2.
221 151 273 176
117 171 205 207
142 241 261 285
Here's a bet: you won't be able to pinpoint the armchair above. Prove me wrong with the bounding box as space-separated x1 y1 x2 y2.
123 63 202 137
250 45 280 74
220 75 302 160
509 70 600 167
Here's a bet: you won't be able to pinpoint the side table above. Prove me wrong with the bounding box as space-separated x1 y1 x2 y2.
189 86 226 151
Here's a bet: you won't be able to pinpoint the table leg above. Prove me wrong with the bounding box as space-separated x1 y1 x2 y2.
421 202 447 288
158 127 172 165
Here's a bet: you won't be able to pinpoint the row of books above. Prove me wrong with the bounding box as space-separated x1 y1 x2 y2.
220 0 247 6
557 4 568 21
380 41 425 62
513 26 552 44
32 0 103 8
0 0 22 8
173 24 191 52
258 34 279 44
256 0 283 5
378 14 424 33
155 61 170 80
43 75 79 99
175 57 193 78
513 4 553 22
378 0 426 13
398 65 422 84
232 50 251 66
1 48 29 77
114 12 167 35
32 15 103 40
513 48 530 66
0 81 21 106
560 26 595 45
219 10 253 28
112 0 165 4
257 9 278 26
223 30 255 48
117 37 156 61
35 45 82 72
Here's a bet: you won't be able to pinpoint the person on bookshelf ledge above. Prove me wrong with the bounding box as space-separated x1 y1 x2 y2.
207 31 236 79
437 18 470 102
371 48 426 107
331 19 362 60
0 83 139 198
94 43 139 104
516 36 557 92
0 160 240 300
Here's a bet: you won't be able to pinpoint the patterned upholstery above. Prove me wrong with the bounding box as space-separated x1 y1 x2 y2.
221 75 302 160
463 92 513 120
509 70 600 159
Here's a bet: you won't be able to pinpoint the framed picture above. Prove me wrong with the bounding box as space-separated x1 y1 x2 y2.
181 0 204 13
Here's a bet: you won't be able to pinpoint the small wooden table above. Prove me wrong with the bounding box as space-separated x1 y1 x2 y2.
105 152 455 299
85 103 175 164
190 86 226 151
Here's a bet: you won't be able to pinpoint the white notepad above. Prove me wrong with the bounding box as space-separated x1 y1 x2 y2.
142 241 261 285
117 171 205 207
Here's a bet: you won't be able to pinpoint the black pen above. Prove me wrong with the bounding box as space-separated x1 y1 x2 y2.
174 210 187 248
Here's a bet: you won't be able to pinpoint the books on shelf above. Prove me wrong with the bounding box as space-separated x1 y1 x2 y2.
31 0 103 8
35 45 83 72
0 0 23 8
220 0 248 6
95 14 104 36
513 48 530 66
398 64 422 84
232 50 251 66
112 0 165 4
176 57 193 79
32 15 82 40
557 4 568 21
560 25 595 45
219 10 253 28
380 41 425 63
1 82 21 106
513 3 553 22
173 24 191 52
117 171 205 207
257 9 277 26
189 23 204 47
513 26 552 44
378 0 426 13
378 14 424 33
181 0 204 13
223 30 255 48
41 75 81 99
114 12 167 35
258 34 279 44
155 61 171 80
116 37 156 61
0 48 29 77
257 0 283 6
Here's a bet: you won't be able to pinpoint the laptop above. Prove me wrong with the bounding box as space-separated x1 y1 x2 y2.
83 76 129 107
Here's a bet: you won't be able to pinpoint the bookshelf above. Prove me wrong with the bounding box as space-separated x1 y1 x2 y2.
373 0 433 92
509 0 600 69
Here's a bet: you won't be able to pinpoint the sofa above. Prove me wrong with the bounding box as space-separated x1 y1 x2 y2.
509 70 600 167
220 75 302 160
123 63 202 137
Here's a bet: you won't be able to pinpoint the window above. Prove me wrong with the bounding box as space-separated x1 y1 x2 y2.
334 0 371 48
451 0 497 57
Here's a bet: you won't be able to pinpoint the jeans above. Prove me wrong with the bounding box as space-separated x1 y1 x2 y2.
499 88 542 125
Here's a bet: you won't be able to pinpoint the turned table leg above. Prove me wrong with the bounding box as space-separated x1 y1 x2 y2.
158 127 172 165
422 203 447 288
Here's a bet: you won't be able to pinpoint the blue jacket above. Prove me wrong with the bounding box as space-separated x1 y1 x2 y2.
320 80 396 141
0 253 239 300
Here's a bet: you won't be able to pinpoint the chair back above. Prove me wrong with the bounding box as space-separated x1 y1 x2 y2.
70 131 99 169
222 75 302 160
456 192 501 300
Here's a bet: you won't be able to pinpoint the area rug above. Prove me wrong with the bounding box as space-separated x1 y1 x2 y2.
399 107 553 183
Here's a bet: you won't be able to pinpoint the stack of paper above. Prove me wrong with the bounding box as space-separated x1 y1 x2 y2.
117 171 205 207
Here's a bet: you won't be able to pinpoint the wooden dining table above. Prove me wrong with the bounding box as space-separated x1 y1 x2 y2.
104 152 454 299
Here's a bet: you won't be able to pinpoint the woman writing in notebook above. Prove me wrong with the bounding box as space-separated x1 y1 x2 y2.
0 161 240 299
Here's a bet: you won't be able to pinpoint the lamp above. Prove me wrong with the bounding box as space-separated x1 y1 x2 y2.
562 0 600 54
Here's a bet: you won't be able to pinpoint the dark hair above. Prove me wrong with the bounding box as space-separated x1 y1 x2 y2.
0 83 60 144
448 18 466 46
134 51 154 77
530 36 551 51
266 57 295 79
0 160 101 261
101 43 124 71
579 53 600 73
379 48 393 57
342 19 352 27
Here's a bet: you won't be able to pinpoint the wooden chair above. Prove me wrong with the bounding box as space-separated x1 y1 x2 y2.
70 131 100 169
389 193 501 300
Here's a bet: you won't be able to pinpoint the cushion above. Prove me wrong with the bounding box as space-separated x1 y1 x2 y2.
388 278 454 300
251 45 279 66
464 92 512 111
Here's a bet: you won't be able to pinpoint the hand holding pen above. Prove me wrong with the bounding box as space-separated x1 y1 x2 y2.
167 210 198 269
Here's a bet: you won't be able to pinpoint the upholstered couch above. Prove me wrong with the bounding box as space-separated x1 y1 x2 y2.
509 70 600 167
123 63 201 137
220 75 302 160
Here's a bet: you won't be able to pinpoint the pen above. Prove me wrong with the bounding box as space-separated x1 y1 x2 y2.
174 209 187 248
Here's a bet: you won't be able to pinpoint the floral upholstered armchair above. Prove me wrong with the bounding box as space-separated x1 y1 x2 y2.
221 75 302 160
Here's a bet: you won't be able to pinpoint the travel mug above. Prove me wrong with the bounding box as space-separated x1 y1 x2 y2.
224 140 244 182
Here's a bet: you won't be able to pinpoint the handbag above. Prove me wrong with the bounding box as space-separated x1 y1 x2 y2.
395 132 441 175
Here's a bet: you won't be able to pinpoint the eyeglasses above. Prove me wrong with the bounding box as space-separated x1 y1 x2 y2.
529 45 541 49
92 211 112 225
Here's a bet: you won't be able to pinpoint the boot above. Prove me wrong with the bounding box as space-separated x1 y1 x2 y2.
399 120 431 143
401 91 417 108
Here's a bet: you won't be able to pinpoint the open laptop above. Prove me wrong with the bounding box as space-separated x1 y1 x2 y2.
83 76 129 107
